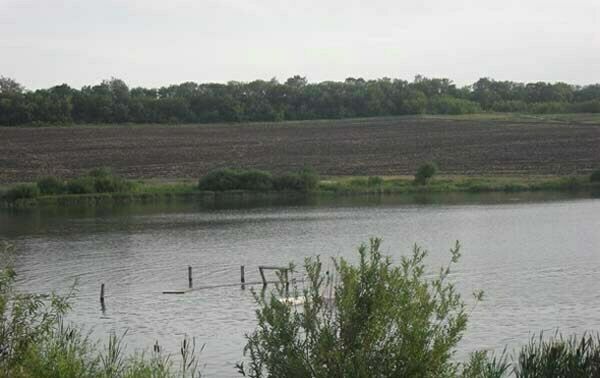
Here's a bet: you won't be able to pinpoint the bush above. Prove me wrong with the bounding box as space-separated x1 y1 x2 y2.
93 175 132 193
64 169 132 194
36 176 65 195
273 173 303 191
4 183 40 201
297 167 319 191
199 167 319 192
66 176 96 194
198 168 243 191
238 169 273 191
591 170 600 182
238 238 476 377
414 161 438 185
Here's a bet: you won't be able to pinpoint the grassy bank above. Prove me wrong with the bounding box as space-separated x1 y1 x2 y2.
319 174 599 194
2 174 599 209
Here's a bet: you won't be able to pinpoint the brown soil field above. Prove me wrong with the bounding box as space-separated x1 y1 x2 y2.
1 116 600 184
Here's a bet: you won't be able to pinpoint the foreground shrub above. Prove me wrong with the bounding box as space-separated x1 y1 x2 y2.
591 170 600 183
0 242 70 373
0 242 204 377
414 161 438 185
36 176 65 195
238 238 477 377
4 183 40 201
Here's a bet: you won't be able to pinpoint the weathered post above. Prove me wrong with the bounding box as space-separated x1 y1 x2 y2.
259 266 267 288
284 269 289 296
100 283 105 311
188 266 193 288
240 265 245 288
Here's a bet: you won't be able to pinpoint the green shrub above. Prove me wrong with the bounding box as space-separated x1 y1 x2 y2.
66 176 96 194
199 167 319 192
591 170 600 182
198 168 243 191
238 238 476 377
298 167 319 191
414 161 438 185
238 169 273 191
65 169 132 194
273 173 303 191
36 176 65 195
4 183 40 201
93 175 132 193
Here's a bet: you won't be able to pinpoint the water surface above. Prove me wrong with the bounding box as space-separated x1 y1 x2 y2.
1 192 599 376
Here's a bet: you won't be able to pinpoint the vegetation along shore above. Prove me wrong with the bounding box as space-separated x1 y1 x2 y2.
1 166 599 208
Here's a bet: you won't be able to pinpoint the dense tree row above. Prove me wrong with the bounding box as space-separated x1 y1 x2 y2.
1 75 599 126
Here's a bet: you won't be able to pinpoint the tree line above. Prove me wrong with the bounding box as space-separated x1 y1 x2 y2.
1 75 599 126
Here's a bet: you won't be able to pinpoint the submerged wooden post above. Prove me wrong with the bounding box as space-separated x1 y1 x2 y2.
188 266 193 288
100 283 105 311
240 265 245 287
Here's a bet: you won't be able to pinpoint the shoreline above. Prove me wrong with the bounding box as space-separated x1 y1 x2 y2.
2 175 598 209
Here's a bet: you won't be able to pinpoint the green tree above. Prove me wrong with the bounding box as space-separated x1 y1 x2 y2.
414 162 438 185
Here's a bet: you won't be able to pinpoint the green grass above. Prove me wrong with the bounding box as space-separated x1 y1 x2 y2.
318 175 594 194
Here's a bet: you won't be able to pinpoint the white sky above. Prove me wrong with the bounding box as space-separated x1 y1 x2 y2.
1 0 599 89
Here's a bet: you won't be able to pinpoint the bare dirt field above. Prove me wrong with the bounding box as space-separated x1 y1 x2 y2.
1 116 600 183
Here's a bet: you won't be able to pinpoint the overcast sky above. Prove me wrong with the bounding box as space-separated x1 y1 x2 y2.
1 0 598 89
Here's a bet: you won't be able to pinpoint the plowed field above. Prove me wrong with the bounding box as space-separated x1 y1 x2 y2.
2 116 600 183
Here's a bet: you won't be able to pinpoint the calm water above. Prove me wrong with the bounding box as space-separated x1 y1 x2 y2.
1 192 600 377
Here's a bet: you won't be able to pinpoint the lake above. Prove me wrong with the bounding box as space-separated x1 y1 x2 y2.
1 192 599 377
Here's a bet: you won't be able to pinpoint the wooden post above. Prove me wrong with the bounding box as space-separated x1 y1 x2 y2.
284 269 289 296
240 265 245 286
100 283 105 311
188 266 193 288
259 266 267 288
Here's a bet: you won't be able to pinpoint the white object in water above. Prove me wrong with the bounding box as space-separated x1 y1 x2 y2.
278 296 306 305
